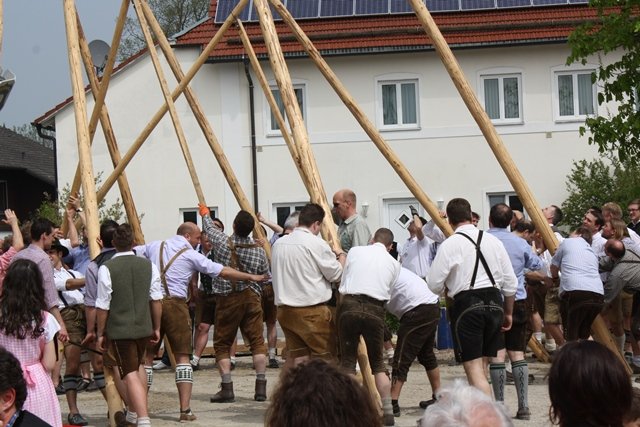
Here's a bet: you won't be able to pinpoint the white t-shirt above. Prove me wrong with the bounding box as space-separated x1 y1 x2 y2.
386 267 439 319
339 243 401 301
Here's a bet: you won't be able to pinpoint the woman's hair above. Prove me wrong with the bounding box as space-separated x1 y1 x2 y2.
548 340 631 427
610 218 630 240
265 359 382 427
0 259 47 339
0 346 27 410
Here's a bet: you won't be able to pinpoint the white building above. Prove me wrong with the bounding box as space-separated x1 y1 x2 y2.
35 0 613 246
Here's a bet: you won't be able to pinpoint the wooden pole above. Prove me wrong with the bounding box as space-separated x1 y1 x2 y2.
252 0 380 407
132 0 206 205
76 13 145 244
269 0 452 236
95 0 249 206
253 0 337 248
62 0 129 236
63 2 124 425
408 0 629 373
139 1 270 253
235 20 310 195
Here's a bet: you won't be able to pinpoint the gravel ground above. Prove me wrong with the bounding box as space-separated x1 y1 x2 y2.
67 348 587 427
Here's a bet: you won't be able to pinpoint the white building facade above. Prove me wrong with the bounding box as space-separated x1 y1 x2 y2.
37 1 614 246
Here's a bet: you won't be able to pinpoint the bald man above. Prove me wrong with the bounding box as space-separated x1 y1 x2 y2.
135 222 266 422
332 189 371 252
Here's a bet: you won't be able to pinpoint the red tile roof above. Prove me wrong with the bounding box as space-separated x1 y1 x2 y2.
175 1 600 59
34 1 600 125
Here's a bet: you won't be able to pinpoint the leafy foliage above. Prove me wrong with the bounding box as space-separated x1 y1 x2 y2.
118 0 209 61
566 0 640 162
32 173 133 227
561 155 640 228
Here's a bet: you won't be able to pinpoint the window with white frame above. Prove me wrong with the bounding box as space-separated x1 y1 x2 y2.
378 79 419 130
180 207 218 230
480 73 522 124
273 202 306 228
487 192 525 218
554 70 596 120
269 85 305 133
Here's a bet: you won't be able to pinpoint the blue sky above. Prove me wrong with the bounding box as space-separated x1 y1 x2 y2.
1 1 123 128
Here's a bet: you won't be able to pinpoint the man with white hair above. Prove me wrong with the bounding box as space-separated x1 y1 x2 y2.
420 380 513 427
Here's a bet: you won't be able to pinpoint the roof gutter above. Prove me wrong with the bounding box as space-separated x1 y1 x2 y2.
33 123 58 200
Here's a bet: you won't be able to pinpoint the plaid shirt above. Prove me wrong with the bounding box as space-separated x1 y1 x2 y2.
202 215 269 296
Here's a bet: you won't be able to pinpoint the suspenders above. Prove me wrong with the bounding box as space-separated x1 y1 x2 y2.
455 231 497 289
158 241 189 297
226 236 258 292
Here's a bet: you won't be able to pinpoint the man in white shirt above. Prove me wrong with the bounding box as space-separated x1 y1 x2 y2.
49 239 88 426
338 228 401 426
271 203 345 366
427 198 517 397
399 205 432 278
387 267 440 418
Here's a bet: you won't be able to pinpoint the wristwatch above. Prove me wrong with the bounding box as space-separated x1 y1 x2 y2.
75 207 83 213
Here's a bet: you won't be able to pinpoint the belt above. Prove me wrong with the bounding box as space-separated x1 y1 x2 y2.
346 293 385 307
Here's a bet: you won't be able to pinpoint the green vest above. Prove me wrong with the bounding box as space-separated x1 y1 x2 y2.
104 255 153 340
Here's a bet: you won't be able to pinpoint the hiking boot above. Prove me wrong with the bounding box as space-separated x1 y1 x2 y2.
516 407 531 420
419 395 437 409
68 413 89 426
255 378 267 402
210 382 235 403
268 358 279 369
392 401 401 417
179 408 197 421
382 413 395 426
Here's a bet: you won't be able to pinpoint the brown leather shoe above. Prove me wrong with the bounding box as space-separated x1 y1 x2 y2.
179 408 197 421
254 378 267 402
210 382 235 403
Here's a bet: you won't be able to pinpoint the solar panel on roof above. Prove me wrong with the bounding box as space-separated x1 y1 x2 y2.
497 0 531 7
461 0 497 9
532 0 568 5
213 0 586 23
355 0 389 14
320 0 355 17
425 0 460 12
289 0 322 17
390 0 414 13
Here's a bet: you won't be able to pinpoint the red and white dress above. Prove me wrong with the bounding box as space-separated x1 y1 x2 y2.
0 311 62 427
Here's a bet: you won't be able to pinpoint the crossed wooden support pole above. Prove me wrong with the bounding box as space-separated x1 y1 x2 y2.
60 1 630 424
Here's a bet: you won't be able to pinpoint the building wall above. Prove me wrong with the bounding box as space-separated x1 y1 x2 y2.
53 42 609 240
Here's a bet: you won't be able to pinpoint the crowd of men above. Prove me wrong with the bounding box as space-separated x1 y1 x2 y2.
1 189 640 426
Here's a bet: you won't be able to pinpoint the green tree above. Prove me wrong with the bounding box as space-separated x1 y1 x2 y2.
31 172 136 227
566 0 640 163
118 0 209 61
561 155 640 228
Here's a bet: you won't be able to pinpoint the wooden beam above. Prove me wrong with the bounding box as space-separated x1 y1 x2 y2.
235 20 310 197
253 0 381 408
95 0 250 206
76 12 145 244
139 1 271 254
63 0 129 236
408 0 628 373
132 0 206 205
270 0 452 236
63 3 123 425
